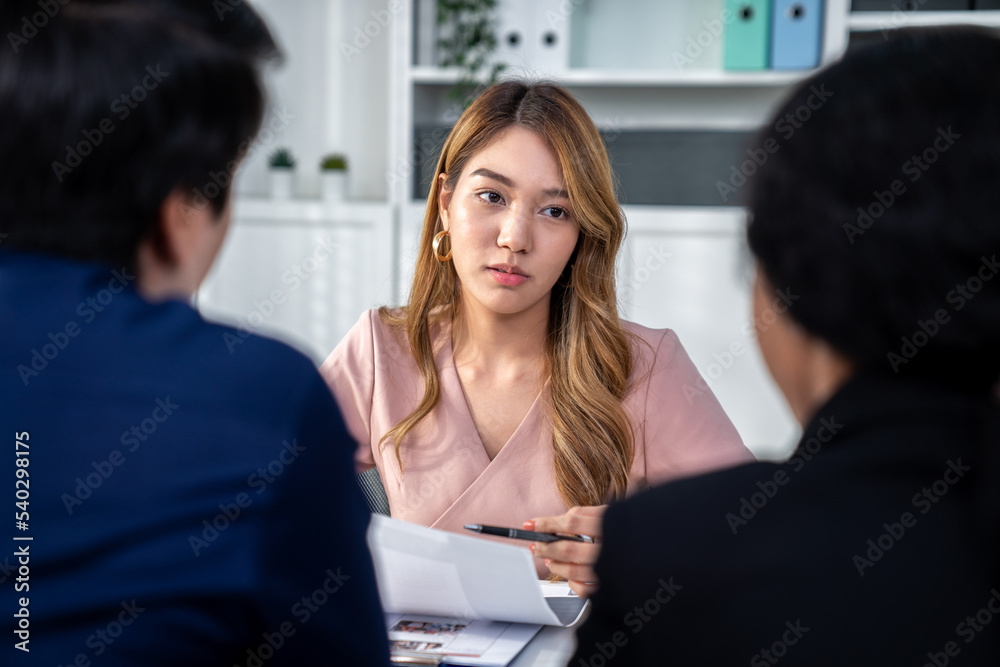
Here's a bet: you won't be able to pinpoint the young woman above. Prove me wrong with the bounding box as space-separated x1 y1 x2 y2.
321 81 752 592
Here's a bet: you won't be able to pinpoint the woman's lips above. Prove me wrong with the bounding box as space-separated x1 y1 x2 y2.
487 266 528 287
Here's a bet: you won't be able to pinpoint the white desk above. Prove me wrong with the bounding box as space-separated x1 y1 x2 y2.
508 626 576 667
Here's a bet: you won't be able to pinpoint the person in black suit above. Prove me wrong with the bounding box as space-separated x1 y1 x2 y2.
0 1 388 664
568 27 1000 666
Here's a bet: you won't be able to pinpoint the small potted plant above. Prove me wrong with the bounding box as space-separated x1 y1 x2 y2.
320 153 348 201
268 148 296 199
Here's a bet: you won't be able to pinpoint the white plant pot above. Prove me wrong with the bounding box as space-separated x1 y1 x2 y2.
322 171 347 201
270 169 294 199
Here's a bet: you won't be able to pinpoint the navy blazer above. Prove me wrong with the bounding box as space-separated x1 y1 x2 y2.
0 249 389 665
573 371 999 665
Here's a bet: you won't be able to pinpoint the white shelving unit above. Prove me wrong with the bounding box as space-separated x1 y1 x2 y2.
410 65 816 87
849 10 1000 31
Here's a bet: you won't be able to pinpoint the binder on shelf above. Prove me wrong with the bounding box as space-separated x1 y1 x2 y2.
771 0 824 70
724 0 772 70
494 0 531 71
529 0 570 73
493 0 570 74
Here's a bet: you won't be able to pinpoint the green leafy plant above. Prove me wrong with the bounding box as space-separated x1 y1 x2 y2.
268 148 296 169
320 154 348 171
437 0 506 104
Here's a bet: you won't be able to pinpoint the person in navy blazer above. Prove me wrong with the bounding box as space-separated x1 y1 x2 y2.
0 1 388 664
571 27 1000 666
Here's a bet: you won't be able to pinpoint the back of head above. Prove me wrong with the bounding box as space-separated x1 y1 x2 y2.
747 27 1000 393
0 0 279 269
748 27 1000 579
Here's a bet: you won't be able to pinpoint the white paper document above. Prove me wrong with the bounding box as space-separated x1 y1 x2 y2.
367 515 588 627
386 613 540 666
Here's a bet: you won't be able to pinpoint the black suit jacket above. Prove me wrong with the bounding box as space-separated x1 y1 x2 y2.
0 250 389 665
574 372 999 666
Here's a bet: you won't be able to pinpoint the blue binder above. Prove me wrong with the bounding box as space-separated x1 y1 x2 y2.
771 0 824 70
724 1 771 71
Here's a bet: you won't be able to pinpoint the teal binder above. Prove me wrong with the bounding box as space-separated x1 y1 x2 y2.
724 1 771 70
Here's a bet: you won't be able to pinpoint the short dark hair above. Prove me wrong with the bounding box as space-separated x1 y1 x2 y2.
747 27 1000 391
0 0 279 268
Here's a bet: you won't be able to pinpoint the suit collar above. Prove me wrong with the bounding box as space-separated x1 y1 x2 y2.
795 370 991 458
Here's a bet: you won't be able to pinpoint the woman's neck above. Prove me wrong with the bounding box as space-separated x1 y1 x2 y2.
451 299 549 378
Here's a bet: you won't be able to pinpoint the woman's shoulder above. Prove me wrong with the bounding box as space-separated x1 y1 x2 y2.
340 306 452 358
621 319 675 342
337 308 401 354
621 319 682 367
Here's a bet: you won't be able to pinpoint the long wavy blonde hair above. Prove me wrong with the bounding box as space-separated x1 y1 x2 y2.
380 80 635 508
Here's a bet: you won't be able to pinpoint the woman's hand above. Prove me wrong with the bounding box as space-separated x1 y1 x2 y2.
525 505 606 598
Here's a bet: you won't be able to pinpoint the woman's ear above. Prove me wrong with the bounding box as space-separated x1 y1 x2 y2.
437 173 452 232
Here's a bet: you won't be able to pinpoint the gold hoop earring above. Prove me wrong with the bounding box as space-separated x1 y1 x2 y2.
433 230 452 262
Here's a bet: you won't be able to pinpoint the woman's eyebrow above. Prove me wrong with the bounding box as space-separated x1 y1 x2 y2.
470 167 514 188
541 187 569 199
470 168 569 199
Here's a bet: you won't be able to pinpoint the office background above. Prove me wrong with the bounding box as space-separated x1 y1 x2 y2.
196 0 1000 460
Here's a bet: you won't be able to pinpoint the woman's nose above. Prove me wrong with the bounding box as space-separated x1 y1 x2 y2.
497 205 531 254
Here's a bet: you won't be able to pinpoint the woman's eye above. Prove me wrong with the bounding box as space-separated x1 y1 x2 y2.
546 206 568 219
478 191 503 204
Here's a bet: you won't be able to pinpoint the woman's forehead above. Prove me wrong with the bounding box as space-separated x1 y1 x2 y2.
459 127 566 190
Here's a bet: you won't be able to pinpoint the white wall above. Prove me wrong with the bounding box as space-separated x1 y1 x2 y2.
235 0 392 201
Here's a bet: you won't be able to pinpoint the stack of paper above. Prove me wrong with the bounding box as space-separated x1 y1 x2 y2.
367 516 588 666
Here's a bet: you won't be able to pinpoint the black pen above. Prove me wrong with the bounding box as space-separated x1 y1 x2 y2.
464 524 594 543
